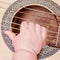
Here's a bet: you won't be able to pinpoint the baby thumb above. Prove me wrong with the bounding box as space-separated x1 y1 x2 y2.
4 31 16 41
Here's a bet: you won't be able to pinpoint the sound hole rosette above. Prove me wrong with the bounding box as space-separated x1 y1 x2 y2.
1 0 60 59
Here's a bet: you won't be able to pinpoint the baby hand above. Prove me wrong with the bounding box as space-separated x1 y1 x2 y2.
4 21 47 55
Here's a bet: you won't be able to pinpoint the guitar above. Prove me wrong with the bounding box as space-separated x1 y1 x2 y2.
0 0 60 60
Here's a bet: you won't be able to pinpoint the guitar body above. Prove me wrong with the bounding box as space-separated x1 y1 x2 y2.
0 0 60 60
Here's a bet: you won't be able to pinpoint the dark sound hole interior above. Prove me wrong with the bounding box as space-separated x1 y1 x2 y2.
11 5 58 47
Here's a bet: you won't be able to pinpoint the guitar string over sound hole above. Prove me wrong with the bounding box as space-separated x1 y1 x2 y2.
11 5 60 48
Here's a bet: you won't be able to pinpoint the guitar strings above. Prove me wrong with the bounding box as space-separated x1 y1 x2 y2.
2 22 60 40
2 25 60 40
14 16 58 27
18 11 55 20
19 7 60 45
2 18 58 34
24 7 60 16
1 7 60 41
2 17 58 28
2 11 59 34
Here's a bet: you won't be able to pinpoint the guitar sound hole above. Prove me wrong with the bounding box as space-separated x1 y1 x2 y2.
11 5 58 47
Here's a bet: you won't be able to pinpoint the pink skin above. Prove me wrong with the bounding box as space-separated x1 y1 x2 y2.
4 21 47 60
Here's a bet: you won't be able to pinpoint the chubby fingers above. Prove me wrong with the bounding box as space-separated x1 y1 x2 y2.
42 27 47 41
35 24 42 37
20 21 28 33
35 24 47 41
20 21 47 41
28 22 35 32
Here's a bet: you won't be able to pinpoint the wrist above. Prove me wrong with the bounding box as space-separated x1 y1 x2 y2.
13 49 37 60
15 49 37 57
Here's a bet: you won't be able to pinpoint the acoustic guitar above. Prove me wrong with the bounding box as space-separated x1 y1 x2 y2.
0 0 60 60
